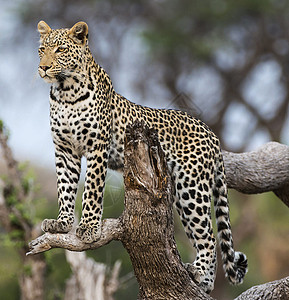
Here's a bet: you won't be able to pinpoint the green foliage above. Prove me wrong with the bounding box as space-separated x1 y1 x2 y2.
44 250 71 300
142 0 289 63
1 232 23 249
3 162 37 224
0 241 21 300
6 189 17 207
23 264 33 277
9 229 25 241
0 120 10 139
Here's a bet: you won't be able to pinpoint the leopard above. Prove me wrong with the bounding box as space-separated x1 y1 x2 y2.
37 20 248 292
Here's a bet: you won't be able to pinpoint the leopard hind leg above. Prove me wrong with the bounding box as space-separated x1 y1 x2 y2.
174 189 217 293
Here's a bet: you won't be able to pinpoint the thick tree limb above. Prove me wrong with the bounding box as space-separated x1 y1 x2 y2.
223 142 289 207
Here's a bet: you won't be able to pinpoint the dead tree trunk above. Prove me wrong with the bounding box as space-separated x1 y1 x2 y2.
121 122 212 300
64 251 121 300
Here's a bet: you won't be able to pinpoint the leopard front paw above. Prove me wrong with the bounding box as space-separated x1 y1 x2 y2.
41 218 73 234
76 223 101 243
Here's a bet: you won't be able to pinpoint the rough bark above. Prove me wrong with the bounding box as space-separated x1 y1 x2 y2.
121 122 212 300
235 276 289 300
27 121 289 299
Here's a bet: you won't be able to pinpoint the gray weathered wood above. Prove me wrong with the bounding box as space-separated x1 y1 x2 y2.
235 276 289 300
64 251 121 300
27 218 122 255
223 142 289 207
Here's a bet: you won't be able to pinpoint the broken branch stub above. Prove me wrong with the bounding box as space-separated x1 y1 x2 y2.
124 120 171 204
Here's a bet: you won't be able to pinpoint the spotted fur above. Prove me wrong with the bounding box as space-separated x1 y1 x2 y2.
37 21 248 292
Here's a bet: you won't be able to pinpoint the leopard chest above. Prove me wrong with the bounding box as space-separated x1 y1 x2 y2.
49 100 101 155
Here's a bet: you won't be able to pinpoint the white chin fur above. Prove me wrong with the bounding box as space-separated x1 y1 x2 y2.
39 73 57 83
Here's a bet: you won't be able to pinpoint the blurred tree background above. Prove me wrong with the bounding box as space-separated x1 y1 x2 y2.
0 0 288 299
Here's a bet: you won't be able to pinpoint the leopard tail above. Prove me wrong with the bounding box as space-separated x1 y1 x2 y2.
213 151 248 285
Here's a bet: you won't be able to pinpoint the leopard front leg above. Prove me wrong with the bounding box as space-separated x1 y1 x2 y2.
76 146 108 243
42 145 81 234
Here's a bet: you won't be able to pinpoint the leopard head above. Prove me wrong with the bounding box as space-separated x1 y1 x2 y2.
37 21 89 83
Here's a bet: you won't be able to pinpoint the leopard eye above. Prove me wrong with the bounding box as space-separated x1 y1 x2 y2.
56 46 67 53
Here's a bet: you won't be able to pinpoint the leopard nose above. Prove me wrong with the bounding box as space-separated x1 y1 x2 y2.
39 65 51 71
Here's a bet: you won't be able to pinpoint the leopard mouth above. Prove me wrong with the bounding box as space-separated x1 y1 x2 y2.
43 75 56 83
38 67 47 79
39 71 56 83
39 67 66 83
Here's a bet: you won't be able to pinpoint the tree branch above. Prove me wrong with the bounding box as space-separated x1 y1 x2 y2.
27 218 122 255
223 142 289 207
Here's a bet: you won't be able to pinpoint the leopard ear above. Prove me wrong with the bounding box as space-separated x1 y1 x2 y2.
38 21 52 36
68 22 88 45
